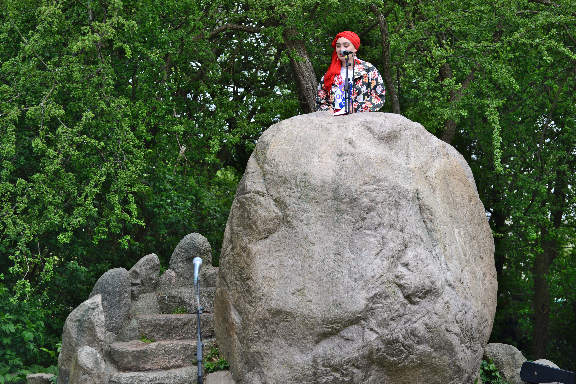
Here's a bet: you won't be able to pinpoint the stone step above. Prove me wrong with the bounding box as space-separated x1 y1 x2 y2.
205 371 236 384
109 367 233 384
110 340 197 371
158 287 216 314
109 366 196 384
137 313 215 340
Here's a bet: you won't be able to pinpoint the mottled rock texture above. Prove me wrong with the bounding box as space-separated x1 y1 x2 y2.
483 343 527 384
128 253 160 298
58 295 106 384
56 233 219 384
89 268 131 334
205 370 236 384
214 112 498 384
68 346 107 384
26 373 56 384
170 232 216 287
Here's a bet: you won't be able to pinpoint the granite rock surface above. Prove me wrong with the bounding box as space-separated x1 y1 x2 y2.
215 112 498 384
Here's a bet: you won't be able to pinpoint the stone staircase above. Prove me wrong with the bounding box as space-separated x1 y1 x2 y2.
109 313 215 383
56 233 227 384
108 235 219 383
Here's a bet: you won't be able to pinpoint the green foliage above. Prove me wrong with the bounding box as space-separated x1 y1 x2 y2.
0 284 59 382
547 245 576 362
0 0 574 376
140 336 155 344
479 359 510 384
171 306 189 314
204 345 230 373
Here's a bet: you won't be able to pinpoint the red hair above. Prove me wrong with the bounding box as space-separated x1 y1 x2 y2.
322 31 361 91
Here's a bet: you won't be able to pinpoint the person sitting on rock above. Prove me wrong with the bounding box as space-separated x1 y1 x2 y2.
316 30 386 114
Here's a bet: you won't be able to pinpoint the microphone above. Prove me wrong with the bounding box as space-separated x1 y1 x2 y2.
341 50 354 56
193 257 203 285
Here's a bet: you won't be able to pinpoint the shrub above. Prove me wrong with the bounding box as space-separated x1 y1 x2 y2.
479 358 510 384
204 345 230 373
0 284 59 383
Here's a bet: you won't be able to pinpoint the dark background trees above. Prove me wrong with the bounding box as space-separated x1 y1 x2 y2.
1 0 574 379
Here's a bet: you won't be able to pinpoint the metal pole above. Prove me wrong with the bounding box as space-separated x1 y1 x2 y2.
195 278 203 384
344 55 350 114
193 257 204 384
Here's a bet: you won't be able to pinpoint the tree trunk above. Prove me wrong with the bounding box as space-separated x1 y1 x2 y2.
439 63 457 144
283 28 317 113
438 62 477 144
491 207 508 282
532 226 555 358
531 168 567 357
370 4 401 114
489 187 525 345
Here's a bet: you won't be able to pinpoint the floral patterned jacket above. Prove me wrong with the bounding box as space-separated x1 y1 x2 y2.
316 58 385 113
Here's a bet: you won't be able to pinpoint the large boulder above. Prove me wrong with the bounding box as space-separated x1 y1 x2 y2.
214 112 498 384
58 295 106 384
90 268 131 334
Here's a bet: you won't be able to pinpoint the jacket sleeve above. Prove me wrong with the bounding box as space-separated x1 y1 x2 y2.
316 77 331 112
354 67 386 112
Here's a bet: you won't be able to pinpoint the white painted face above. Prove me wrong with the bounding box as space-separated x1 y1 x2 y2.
335 37 357 64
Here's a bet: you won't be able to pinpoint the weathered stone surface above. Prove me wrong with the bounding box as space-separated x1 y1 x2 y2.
473 369 481 384
90 267 131 334
158 287 216 314
109 366 196 384
201 265 219 288
58 295 106 384
137 313 215 340
158 269 177 292
159 266 217 298
214 112 497 384
206 371 236 384
483 343 526 384
26 373 56 384
534 358 560 367
110 340 197 371
117 318 139 342
57 232 221 383
69 346 107 384
129 254 160 299
130 292 160 316
170 233 214 286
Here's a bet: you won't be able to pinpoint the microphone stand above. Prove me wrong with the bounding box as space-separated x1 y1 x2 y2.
193 258 204 384
343 54 356 114
344 55 350 114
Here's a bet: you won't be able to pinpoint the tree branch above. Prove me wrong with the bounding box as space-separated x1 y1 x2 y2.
527 0 576 16
192 23 261 41
360 21 379 37
283 28 317 113
370 4 401 114
528 0 558 7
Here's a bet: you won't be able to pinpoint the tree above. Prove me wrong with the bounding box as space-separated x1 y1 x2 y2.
0 0 575 376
